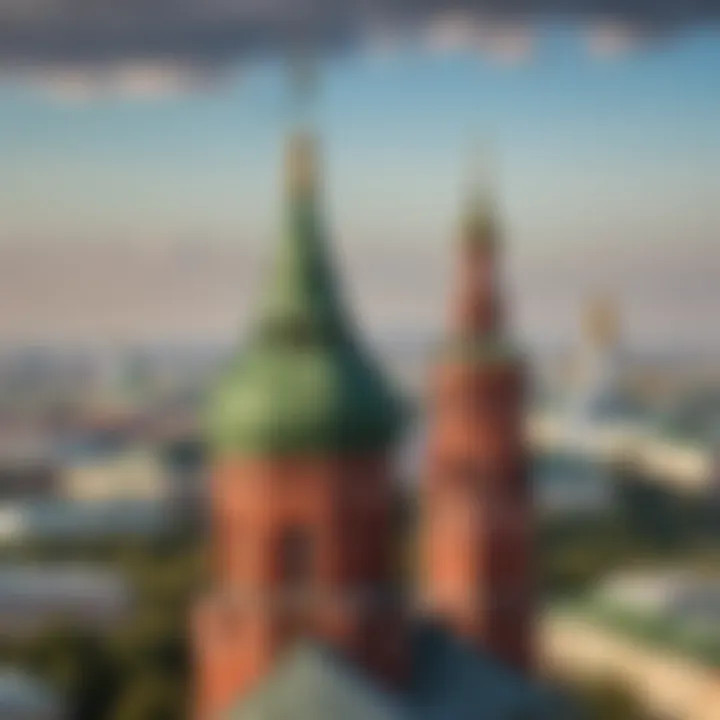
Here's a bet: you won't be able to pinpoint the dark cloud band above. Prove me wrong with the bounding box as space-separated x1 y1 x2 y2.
0 0 717 91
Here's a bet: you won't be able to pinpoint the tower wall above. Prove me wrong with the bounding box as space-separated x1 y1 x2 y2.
451 241 502 336
193 453 407 719
422 358 534 672
421 188 534 674
195 132 407 718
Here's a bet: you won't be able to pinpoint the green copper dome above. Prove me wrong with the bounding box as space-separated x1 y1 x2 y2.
207 134 405 456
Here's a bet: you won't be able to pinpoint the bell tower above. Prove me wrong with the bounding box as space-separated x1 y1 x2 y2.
421 177 534 673
192 134 407 719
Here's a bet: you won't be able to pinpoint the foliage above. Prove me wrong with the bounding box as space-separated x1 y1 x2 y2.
0 531 205 719
573 675 648 720
1 454 717 718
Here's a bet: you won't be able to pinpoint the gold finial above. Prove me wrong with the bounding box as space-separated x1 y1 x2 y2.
286 132 318 197
586 294 619 347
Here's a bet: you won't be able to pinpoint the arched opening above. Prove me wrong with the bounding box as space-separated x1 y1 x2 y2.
278 526 316 640
279 526 315 589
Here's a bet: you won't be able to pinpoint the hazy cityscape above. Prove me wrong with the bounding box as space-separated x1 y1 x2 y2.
0 296 717 717
1 3 719 719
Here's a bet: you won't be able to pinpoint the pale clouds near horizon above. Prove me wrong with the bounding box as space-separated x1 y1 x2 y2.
0 237 717 354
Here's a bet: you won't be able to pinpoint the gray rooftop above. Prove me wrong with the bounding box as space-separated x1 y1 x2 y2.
0 668 59 714
224 625 572 720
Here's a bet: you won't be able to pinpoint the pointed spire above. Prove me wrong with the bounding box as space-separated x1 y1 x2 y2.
257 131 348 345
207 126 405 454
286 132 319 201
254 55 352 346
463 193 497 248
461 142 499 248
585 293 619 350
448 143 505 339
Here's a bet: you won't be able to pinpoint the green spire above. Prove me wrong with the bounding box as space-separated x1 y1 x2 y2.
435 145 523 366
207 134 406 457
256 134 348 345
461 143 498 248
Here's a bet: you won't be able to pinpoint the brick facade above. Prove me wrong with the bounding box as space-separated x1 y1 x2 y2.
421 210 534 674
194 136 535 717
193 453 406 719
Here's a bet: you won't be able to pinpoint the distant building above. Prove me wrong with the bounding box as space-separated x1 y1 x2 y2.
55 434 205 518
568 295 625 421
0 669 62 720
0 462 57 501
545 567 720 719
0 430 57 500
534 451 614 518
0 499 181 545
59 446 169 503
531 298 718 495
404 423 612 518
638 388 720 492
0 564 130 634
592 568 720 627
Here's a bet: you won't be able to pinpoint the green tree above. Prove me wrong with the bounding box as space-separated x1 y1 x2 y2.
20 623 119 720
110 673 184 720
577 675 647 720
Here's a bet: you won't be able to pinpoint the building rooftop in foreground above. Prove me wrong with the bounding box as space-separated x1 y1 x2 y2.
0 668 60 717
225 626 569 720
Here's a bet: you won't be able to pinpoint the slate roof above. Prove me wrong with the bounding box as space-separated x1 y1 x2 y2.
224 642 408 720
223 624 573 720
407 624 564 720
0 668 59 714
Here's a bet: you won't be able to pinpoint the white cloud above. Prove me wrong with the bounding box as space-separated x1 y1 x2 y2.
586 22 651 59
424 12 483 53
424 13 535 65
478 26 535 65
0 0 702 98
13 61 231 102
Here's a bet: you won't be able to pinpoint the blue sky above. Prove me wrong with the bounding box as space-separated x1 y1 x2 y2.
0 26 718 348
2 26 718 247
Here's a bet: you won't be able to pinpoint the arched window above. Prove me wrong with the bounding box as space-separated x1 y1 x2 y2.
279 527 314 591
278 527 315 639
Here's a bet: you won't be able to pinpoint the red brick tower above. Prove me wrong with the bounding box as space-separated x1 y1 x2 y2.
192 134 406 719
421 188 534 673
